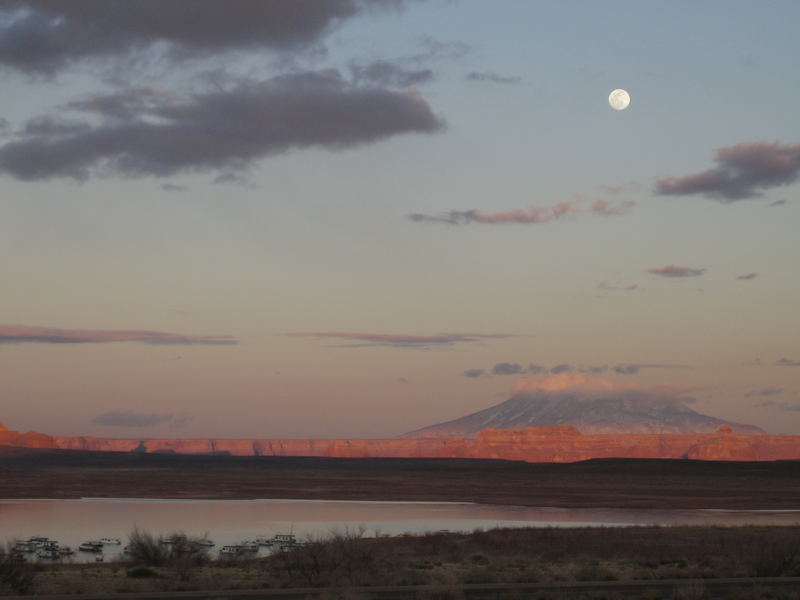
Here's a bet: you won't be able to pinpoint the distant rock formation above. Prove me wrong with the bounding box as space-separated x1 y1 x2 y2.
1 421 800 462
402 386 764 438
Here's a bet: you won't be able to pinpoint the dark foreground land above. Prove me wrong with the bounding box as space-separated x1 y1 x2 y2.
3 526 800 598
2 446 800 508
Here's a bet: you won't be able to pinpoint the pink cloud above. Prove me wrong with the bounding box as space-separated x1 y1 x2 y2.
591 199 637 216
0 324 237 345
647 265 706 278
473 200 578 224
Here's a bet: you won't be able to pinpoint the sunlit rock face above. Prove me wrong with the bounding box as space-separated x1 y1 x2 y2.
3 420 800 463
402 374 764 438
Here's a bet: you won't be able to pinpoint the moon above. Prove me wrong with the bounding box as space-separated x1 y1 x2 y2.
608 88 630 110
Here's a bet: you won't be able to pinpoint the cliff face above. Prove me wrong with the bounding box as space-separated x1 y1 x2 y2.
2 423 800 462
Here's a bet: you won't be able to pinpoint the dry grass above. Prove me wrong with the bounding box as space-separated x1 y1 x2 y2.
7 525 800 597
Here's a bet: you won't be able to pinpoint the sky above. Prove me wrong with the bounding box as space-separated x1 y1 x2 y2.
0 0 798 439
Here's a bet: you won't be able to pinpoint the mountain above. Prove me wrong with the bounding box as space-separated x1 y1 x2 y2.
401 391 765 438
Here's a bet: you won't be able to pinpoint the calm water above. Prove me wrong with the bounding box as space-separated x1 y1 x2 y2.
2 498 799 562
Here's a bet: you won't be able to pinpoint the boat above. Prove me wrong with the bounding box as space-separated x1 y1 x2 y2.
58 547 74 556
240 541 259 552
14 542 36 553
255 536 273 547
78 542 103 553
100 537 121 545
195 539 215 547
220 545 244 555
36 549 60 560
272 534 296 544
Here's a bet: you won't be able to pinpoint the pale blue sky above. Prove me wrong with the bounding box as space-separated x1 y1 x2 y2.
0 0 798 438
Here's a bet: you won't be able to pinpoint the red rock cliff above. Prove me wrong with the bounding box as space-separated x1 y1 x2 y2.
2 423 800 462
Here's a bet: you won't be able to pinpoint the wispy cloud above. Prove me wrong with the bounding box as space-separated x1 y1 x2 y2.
287 332 514 349
745 386 784 398
351 59 434 87
91 410 192 428
590 199 637 216
598 283 639 292
655 141 800 201
597 182 640 194
160 183 185 192
492 362 525 375
0 325 237 345
465 362 688 378
777 358 800 367
462 368 485 378
758 400 800 412
466 71 521 85
736 273 758 280
648 265 706 278
409 196 637 226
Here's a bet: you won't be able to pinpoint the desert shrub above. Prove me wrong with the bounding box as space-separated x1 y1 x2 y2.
127 529 208 580
0 544 35 594
268 526 390 588
127 566 159 578
128 527 170 567
750 535 800 577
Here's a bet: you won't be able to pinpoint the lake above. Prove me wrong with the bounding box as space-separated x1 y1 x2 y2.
2 498 799 562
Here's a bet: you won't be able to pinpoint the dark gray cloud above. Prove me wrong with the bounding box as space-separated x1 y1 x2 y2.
492 362 525 375
0 324 237 345
527 364 545 374
550 363 572 374
610 363 689 375
736 272 758 280
745 386 783 398
288 331 513 349
350 60 434 87
462 368 485 378
777 358 800 367
647 265 706 278
0 0 405 74
655 141 800 202
92 411 176 427
160 182 185 192
466 71 521 85
0 72 443 181
769 199 787 207
758 400 800 412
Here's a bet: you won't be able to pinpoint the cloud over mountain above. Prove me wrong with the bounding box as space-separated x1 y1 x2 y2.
0 73 443 181
0 324 237 345
655 141 800 201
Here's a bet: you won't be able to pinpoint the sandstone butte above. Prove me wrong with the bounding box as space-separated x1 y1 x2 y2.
2 421 800 462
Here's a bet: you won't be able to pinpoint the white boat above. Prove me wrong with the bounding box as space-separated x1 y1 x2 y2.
58 547 74 556
100 537 121 545
36 549 60 560
272 534 296 544
220 545 244 555
78 542 102 553
195 539 215 547
255 536 273 546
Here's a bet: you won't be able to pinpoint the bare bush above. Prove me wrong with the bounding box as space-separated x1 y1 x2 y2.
0 543 35 594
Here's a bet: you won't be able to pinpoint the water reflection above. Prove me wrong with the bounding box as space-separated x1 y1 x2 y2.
1 499 798 563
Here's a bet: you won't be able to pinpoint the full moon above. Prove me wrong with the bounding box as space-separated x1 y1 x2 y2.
608 88 631 110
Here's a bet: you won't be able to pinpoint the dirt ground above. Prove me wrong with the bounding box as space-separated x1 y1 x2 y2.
1 446 800 509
